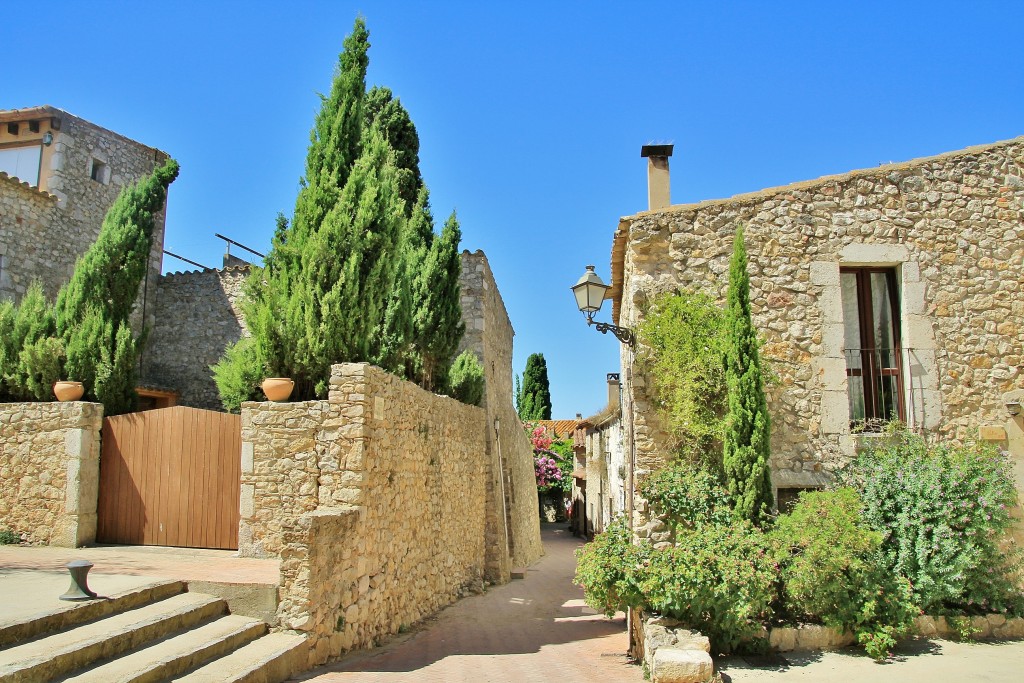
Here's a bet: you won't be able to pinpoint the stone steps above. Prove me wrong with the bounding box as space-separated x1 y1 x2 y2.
62 614 266 683
172 632 308 683
0 580 187 649
0 582 306 683
0 592 225 682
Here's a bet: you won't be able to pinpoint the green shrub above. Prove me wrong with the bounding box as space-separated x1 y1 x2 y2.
447 349 485 406
772 488 917 660
211 336 266 413
0 529 20 545
575 515 650 617
638 459 732 532
638 521 775 653
838 430 1022 614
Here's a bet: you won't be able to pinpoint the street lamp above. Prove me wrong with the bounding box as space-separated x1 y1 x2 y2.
571 265 635 346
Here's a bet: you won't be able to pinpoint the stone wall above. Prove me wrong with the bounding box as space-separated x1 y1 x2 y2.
239 363 487 667
142 267 248 409
0 108 169 309
460 251 544 576
613 137 1024 532
0 401 103 546
0 176 62 301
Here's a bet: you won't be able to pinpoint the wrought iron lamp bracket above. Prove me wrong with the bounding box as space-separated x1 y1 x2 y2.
587 318 635 347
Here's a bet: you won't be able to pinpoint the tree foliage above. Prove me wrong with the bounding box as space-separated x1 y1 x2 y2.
722 226 773 526
413 211 465 390
517 353 552 420
447 349 484 406
214 18 468 409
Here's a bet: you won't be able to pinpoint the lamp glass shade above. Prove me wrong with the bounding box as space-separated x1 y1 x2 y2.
572 265 610 314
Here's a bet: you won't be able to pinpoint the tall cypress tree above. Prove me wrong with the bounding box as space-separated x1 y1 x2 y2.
722 226 773 526
216 19 370 405
519 353 552 420
213 17 468 409
54 158 179 415
413 211 465 391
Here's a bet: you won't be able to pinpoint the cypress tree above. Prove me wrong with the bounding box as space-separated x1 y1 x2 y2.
519 353 552 420
414 211 465 391
364 86 423 213
211 17 467 408
722 226 773 526
55 158 179 414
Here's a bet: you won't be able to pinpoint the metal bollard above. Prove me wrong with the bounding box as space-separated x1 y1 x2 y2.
59 560 98 601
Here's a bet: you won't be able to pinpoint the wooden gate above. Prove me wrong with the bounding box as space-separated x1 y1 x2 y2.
97 406 241 549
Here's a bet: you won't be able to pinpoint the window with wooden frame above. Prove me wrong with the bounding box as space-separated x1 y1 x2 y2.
840 267 904 429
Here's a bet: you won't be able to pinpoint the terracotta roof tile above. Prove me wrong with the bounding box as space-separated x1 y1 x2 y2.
530 419 579 439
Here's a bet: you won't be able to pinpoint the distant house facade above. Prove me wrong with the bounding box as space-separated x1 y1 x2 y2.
611 138 1024 539
569 373 626 538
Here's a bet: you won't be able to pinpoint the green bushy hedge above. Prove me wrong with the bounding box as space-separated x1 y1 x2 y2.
772 488 917 660
838 431 1022 615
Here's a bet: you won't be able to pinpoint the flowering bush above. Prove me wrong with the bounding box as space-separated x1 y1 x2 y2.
526 422 553 451
575 516 650 617
534 450 563 488
837 429 1023 615
639 521 776 653
578 461 775 654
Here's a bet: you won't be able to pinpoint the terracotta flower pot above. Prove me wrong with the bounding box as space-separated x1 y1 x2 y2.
53 381 85 402
261 377 294 402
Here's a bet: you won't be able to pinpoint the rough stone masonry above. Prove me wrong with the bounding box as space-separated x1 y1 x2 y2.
611 136 1024 538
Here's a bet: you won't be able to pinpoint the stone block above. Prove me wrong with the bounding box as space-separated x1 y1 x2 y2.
809 261 840 286
812 357 848 390
979 425 1007 441
651 647 714 683
241 442 254 473
769 627 797 651
820 390 851 434
839 242 908 265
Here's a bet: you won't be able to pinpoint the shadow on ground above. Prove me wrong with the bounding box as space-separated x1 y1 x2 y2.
298 524 637 679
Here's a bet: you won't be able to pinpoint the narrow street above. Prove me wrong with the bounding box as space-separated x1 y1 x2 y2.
294 523 642 683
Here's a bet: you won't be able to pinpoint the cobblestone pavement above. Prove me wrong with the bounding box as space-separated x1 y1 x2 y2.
294 523 642 683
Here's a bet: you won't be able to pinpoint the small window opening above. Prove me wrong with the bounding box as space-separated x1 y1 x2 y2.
90 159 108 184
28 121 40 133
776 487 822 514
6 123 18 135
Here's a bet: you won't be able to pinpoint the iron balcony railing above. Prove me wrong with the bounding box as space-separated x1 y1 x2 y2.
844 347 924 432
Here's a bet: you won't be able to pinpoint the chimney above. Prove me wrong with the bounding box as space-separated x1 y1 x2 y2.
606 373 621 409
641 144 673 211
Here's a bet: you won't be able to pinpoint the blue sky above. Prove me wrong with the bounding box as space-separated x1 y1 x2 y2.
5 1 1023 418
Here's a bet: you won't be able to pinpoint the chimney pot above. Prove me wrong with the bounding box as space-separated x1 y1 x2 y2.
641 144 673 211
607 372 621 410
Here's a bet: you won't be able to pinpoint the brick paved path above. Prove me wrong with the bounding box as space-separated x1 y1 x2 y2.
295 523 643 683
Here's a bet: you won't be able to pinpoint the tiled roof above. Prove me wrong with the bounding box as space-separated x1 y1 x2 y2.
531 419 579 439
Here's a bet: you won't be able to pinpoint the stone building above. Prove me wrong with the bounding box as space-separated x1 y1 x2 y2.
569 373 626 537
0 106 169 305
610 138 1024 537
